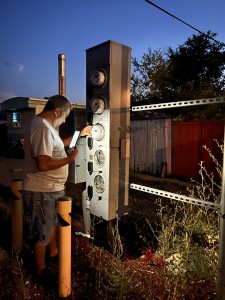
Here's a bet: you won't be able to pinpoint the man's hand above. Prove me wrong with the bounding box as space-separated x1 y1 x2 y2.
67 146 79 162
80 125 93 137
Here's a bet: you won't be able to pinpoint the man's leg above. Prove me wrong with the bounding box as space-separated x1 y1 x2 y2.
48 226 58 257
34 241 46 275
33 240 57 288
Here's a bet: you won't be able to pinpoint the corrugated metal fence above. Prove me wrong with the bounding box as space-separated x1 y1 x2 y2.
173 121 224 182
130 118 224 181
130 118 172 176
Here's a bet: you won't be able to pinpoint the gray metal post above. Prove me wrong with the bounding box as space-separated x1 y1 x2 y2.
82 189 91 235
216 124 225 299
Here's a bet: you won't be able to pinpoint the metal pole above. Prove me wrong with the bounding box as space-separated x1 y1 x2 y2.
58 54 66 97
58 196 72 297
82 189 91 235
216 124 225 300
10 179 23 252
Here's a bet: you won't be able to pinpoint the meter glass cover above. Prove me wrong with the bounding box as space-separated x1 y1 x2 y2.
91 124 105 141
90 70 106 87
94 174 105 193
91 98 105 114
94 149 106 167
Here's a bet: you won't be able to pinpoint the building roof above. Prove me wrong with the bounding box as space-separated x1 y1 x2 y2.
0 97 86 111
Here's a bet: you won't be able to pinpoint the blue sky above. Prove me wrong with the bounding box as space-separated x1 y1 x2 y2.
0 0 225 104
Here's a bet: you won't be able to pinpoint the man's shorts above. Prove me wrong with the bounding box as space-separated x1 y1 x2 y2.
22 190 65 244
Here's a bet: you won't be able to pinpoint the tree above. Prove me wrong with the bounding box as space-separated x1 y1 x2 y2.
166 31 225 100
131 31 225 120
131 49 168 105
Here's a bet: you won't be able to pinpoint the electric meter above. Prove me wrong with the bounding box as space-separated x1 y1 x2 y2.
90 70 106 87
94 174 105 193
91 98 105 114
91 123 105 141
94 149 106 167
86 40 131 221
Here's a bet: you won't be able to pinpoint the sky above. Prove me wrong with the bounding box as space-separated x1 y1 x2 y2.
0 0 225 104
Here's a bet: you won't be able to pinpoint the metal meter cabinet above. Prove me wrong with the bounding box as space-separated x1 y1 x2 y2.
85 40 131 221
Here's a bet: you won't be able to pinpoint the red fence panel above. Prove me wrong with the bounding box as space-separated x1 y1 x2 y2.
173 121 224 182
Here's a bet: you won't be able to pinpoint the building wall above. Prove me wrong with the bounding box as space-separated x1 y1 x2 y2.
0 123 8 154
7 109 35 141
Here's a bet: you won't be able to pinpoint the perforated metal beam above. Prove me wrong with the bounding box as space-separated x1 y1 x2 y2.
131 96 225 299
132 96 225 112
130 183 220 210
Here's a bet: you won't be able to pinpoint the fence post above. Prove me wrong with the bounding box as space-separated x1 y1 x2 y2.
10 179 23 253
58 196 72 297
216 124 225 300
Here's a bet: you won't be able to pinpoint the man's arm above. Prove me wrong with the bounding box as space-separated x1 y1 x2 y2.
36 148 78 172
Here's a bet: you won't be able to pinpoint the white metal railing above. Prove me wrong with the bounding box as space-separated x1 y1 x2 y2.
130 96 225 299
132 96 225 112
130 183 220 210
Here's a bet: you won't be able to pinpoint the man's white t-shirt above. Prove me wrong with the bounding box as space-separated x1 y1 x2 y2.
22 116 68 192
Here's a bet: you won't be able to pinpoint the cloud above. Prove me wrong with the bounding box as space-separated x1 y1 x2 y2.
5 61 24 72
0 92 17 103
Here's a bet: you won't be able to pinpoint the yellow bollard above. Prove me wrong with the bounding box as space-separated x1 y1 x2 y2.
58 196 72 297
10 179 23 252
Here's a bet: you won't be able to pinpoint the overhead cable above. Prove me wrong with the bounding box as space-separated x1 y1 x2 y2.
144 0 225 47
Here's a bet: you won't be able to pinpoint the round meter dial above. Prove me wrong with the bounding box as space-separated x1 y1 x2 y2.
91 98 105 114
90 70 106 87
91 123 105 141
94 149 106 167
94 174 105 193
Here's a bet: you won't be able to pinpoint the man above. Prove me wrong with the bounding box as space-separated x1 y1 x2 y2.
22 95 91 286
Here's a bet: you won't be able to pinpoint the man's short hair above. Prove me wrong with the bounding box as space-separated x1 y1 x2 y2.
44 95 72 112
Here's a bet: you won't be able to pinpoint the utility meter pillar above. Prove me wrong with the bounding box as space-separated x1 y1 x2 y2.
85 40 131 221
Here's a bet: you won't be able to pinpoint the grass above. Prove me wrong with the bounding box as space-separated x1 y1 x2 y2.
0 183 218 299
0 140 222 299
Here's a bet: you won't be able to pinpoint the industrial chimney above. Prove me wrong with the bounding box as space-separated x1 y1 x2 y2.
58 54 66 97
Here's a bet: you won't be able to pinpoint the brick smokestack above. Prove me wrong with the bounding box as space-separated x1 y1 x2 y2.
58 54 66 97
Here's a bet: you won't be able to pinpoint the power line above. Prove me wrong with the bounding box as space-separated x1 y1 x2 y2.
144 0 225 47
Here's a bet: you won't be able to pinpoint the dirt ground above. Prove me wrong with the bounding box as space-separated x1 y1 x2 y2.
0 156 25 187
0 156 217 299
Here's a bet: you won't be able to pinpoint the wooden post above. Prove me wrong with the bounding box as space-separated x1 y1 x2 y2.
11 179 23 252
58 196 72 297
160 162 167 178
